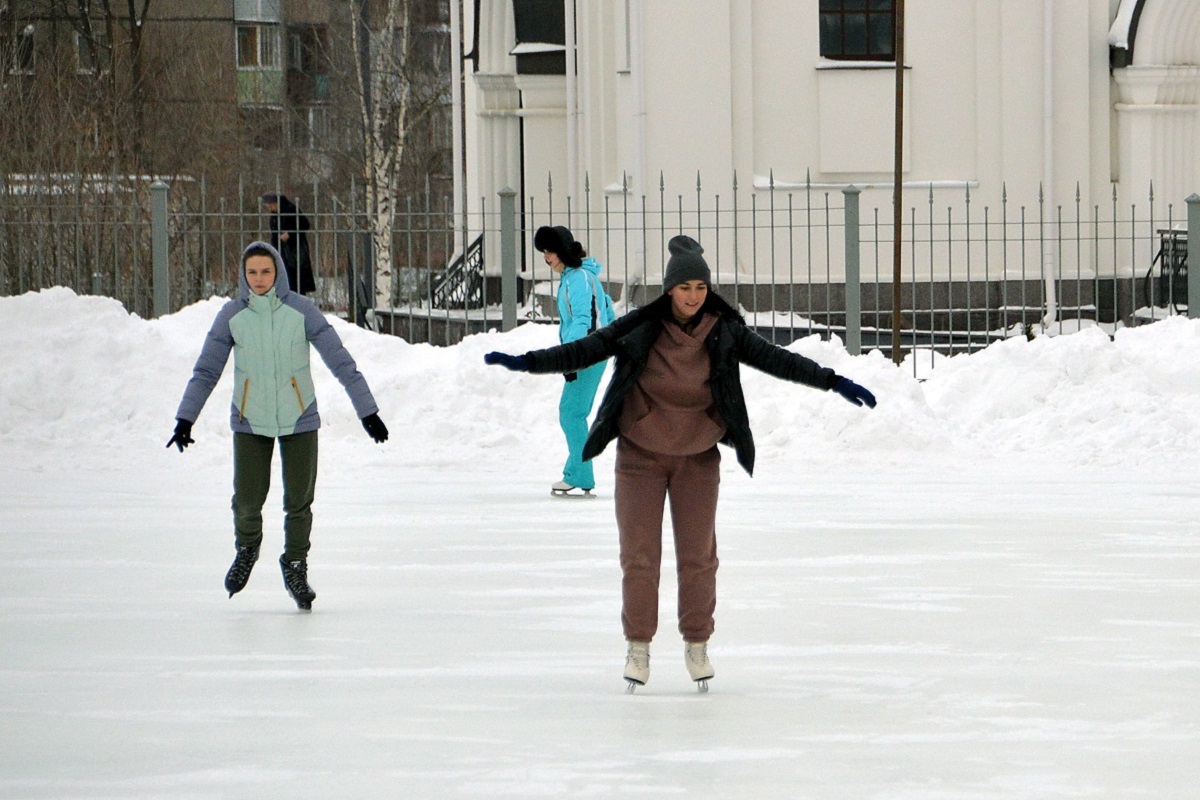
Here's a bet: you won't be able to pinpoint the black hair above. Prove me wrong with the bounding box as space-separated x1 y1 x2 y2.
243 244 275 261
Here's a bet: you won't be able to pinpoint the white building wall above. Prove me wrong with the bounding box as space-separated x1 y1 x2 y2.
462 0 1197 284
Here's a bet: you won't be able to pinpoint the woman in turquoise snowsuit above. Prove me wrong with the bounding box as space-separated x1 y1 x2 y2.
535 226 614 496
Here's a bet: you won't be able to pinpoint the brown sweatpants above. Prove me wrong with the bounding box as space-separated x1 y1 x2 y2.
614 436 720 643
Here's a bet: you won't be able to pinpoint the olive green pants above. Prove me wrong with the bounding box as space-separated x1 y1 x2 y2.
232 430 319 561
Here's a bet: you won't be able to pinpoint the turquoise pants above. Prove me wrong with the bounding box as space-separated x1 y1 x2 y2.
559 361 606 489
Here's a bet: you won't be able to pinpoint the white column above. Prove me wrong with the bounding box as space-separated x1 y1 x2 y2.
1114 66 1200 214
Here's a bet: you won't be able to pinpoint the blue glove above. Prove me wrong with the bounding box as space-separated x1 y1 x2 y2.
832 377 876 408
484 352 530 371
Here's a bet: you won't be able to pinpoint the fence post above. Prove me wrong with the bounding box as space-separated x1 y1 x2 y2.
499 186 518 332
843 185 862 355
151 180 170 317
1189 193 1200 320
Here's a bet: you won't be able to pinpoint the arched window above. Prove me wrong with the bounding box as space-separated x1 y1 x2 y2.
511 0 565 75
819 0 895 62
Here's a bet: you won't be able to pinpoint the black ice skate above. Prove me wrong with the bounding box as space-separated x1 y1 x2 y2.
224 543 260 598
279 556 316 612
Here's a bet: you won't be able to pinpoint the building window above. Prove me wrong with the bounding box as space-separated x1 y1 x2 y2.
819 0 895 62
235 0 281 23
511 0 565 75
286 26 330 103
237 24 281 69
241 106 286 150
11 23 34 75
290 106 330 150
75 31 110 74
288 26 329 74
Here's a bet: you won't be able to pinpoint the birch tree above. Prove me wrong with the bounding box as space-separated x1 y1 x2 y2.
349 0 411 318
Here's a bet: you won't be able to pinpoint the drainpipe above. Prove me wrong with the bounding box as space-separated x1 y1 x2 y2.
1042 0 1059 328
629 0 647 282
565 0 578 203
450 0 465 256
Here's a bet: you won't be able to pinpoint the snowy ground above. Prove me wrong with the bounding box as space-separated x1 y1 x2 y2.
2 288 1198 799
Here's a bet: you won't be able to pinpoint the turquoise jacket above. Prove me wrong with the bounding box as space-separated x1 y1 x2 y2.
557 257 615 344
176 242 378 437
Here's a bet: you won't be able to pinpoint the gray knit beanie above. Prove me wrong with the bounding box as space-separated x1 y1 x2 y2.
662 235 711 292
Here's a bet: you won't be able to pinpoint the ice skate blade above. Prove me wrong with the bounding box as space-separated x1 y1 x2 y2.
624 679 644 694
551 488 595 499
695 679 709 693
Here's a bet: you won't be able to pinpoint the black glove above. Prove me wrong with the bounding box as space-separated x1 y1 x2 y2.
564 372 578 382
483 352 530 371
362 413 388 443
832 377 877 409
166 418 194 452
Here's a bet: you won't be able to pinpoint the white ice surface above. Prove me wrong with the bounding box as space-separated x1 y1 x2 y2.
2 289 1198 799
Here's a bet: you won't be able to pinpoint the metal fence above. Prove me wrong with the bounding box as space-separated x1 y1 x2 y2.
1 172 1195 366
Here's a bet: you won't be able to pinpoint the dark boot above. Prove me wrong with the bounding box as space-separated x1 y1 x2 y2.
279 555 316 611
224 543 260 597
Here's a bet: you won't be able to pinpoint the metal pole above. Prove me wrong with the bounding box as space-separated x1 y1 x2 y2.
151 179 169 317
500 187 518 332
1188 193 1200 319
891 0 905 364
843 185 862 355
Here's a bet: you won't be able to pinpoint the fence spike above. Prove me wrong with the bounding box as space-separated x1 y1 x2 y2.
584 172 590 194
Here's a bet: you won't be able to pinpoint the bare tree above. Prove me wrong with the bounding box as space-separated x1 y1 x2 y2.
51 0 152 168
349 0 412 317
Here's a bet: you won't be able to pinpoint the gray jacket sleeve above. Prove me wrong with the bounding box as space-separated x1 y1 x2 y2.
175 302 238 422
302 302 379 420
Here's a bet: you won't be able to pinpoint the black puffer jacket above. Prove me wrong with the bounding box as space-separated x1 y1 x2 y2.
522 293 841 475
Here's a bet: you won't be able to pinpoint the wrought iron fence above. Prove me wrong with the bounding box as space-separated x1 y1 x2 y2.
1 172 1194 367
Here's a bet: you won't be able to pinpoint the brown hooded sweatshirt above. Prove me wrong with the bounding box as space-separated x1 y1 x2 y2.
617 313 727 455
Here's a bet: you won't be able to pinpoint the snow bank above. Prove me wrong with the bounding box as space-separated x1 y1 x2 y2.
2 288 1198 469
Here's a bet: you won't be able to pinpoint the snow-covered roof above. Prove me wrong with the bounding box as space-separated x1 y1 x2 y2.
510 42 566 56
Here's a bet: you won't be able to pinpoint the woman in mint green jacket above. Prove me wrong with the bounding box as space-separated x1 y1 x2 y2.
167 242 388 611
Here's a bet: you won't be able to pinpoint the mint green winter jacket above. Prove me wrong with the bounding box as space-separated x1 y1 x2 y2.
176 242 378 437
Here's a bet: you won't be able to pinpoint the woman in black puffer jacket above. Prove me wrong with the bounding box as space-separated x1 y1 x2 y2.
485 235 876 692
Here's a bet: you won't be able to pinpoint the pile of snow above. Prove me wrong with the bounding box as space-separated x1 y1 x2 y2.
2 287 1198 469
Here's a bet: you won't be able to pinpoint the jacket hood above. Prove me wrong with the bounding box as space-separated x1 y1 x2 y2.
238 241 291 300
571 256 603 278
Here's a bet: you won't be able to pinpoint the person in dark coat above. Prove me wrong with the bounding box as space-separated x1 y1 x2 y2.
483 235 877 692
261 193 316 296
